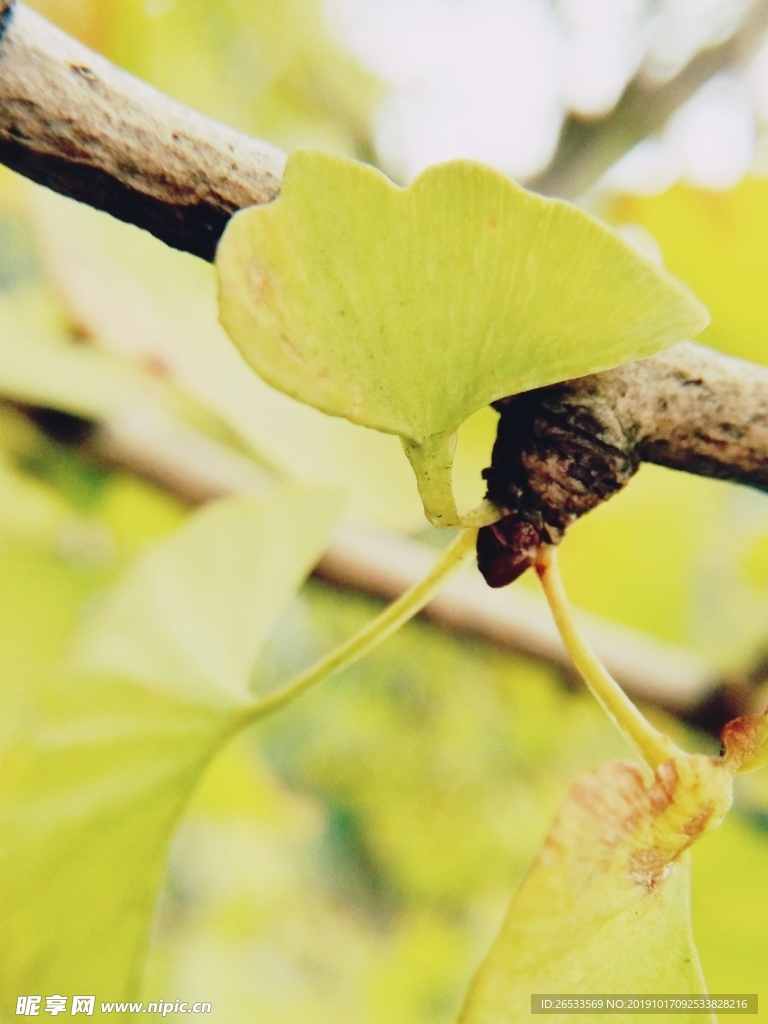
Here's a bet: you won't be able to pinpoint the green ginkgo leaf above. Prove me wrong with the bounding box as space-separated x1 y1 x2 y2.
0 487 341 1007
458 754 734 1024
217 150 709 526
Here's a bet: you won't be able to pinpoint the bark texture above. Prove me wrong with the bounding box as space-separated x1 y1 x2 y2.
479 343 768 585
0 3 285 259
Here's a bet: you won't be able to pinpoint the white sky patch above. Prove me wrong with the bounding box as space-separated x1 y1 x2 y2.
644 0 753 80
326 0 759 190
602 138 681 195
667 74 755 189
558 0 649 116
604 75 755 193
326 0 563 181
747 31 768 124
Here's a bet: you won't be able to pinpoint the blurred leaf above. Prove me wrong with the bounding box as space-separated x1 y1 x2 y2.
0 288 166 421
95 474 186 561
218 151 707 520
76 487 341 700
70 0 379 157
0 454 92 750
0 415 189 789
0 487 341 1005
458 756 733 1023
25 0 109 52
612 179 768 366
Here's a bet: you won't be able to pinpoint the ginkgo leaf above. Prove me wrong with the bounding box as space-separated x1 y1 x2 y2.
217 150 709 525
75 487 340 701
458 755 733 1024
0 487 341 1007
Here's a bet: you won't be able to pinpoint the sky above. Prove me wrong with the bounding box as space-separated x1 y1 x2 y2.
325 0 766 192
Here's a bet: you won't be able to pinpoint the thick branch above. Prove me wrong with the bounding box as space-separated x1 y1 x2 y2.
0 2 284 259
479 342 768 586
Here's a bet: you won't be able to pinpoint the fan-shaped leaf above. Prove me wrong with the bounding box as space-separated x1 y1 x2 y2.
458 755 733 1024
0 487 341 1006
217 151 709 524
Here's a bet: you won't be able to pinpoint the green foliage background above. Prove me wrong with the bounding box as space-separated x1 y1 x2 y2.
1 1 767 1020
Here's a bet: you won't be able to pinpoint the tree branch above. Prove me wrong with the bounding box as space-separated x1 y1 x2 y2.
479 342 768 586
0 2 284 259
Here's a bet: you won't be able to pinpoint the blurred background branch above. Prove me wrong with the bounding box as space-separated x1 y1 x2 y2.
530 0 768 199
89 405 718 715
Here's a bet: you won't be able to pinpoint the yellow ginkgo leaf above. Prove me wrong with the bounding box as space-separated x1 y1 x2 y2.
458 755 733 1024
217 150 708 526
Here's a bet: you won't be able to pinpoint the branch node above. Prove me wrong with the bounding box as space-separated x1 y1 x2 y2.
478 383 639 586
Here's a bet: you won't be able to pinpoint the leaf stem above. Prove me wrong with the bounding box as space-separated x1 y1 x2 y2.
402 432 503 528
535 545 683 770
238 527 479 726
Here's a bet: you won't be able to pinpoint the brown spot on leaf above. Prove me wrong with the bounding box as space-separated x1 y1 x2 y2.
278 334 305 364
246 261 273 302
538 762 647 878
629 847 670 892
648 760 679 814
683 806 714 838
720 707 768 771
628 803 714 892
